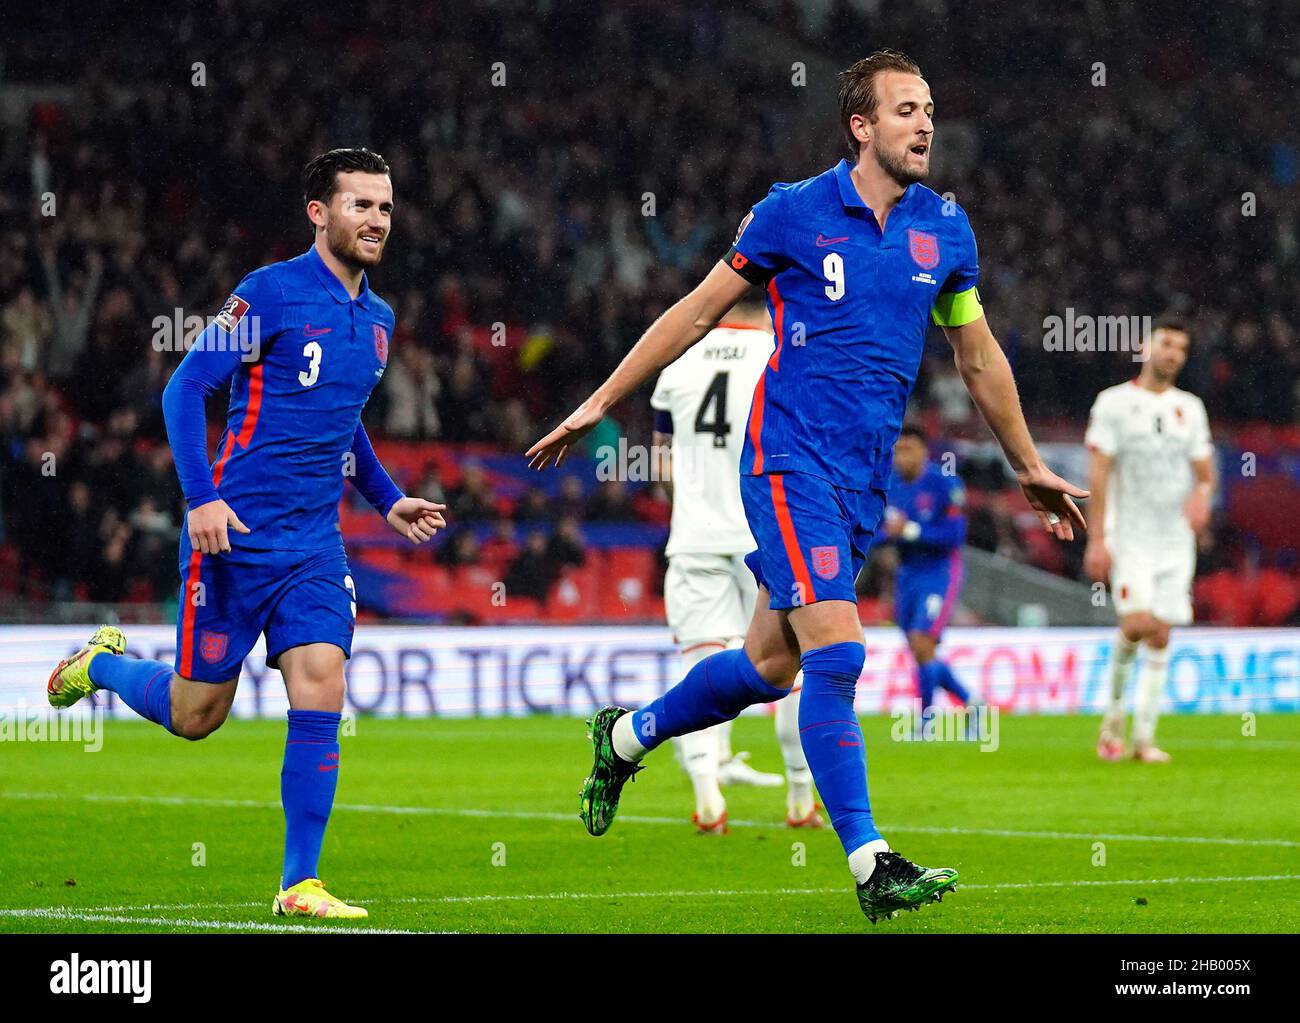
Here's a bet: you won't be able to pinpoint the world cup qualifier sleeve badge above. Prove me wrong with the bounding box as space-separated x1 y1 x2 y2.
214 295 250 333
373 324 389 365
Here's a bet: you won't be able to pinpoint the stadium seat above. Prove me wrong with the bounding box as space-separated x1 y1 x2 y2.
602 548 659 620
1254 568 1300 626
0 544 18 595
546 563 601 622
1194 571 1255 627
360 546 410 573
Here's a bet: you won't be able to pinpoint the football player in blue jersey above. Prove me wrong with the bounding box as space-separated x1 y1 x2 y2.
529 50 1087 923
46 148 446 920
882 425 975 730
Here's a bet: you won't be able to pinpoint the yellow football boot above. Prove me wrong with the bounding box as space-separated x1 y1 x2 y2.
272 878 369 920
47 625 126 708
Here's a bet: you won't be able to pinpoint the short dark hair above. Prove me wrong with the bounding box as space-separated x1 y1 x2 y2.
1152 315 1193 343
302 148 390 205
837 49 923 156
898 423 929 444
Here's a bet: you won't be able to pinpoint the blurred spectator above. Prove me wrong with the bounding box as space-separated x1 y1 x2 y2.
413 462 446 505
585 479 639 523
2 288 52 372
547 516 587 570
383 345 442 438
554 476 587 521
436 529 481 568
446 462 498 523
504 531 555 603
480 519 518 564
512 486 551 525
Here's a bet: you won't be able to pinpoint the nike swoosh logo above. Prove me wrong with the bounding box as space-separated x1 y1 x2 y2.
317 764 340 772
838 738 862 747
816 234 850 247
304 325 333 336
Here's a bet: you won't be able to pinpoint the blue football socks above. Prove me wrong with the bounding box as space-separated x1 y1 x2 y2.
89 655 175 733
628 648 789 753
281 709 342 889
935 659 971 704
797 642 881 855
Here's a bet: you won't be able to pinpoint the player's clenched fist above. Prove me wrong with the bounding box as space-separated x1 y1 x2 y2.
386 497 446 544
188 499 251 554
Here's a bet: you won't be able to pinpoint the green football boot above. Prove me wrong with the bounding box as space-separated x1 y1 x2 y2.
579 706 643 836
47 625 126 708
856 850 958 923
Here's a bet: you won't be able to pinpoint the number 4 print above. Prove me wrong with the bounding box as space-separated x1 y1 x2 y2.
694 371 731 447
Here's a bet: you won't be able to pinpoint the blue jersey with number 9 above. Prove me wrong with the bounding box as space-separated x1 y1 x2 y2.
724 159 982 493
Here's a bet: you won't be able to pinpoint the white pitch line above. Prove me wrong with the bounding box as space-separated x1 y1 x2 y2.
3 789 1297 849
879 824 1300 848
395 874 1300 904
18 874 1300 923
1167 739 1300 750
36 900 266 914
0 907 426 934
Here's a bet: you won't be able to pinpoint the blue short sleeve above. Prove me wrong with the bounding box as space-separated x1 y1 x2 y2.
941 213 980 295
723 187 789 284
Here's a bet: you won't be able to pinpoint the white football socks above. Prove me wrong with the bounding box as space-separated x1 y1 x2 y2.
848 838 891 885
775 682 814 817
1108 633 1139 716
717 718 735 765
611 711 647 763
1133 643 1170 747
673 725 725 821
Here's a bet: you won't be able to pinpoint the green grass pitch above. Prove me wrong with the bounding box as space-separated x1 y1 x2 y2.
2 713 1297 933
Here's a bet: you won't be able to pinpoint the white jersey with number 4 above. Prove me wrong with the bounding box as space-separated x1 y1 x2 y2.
1084 380 1213 545
651 324 773 557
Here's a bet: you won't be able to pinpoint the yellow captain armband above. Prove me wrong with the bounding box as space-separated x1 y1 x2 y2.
931 286 983 327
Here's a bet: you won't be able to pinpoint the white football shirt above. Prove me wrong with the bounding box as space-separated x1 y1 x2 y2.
1084 380 1214 544
650 324 774 556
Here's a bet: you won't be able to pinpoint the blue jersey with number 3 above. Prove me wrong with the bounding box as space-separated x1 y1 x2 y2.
725 159 981 492
162 246 400 553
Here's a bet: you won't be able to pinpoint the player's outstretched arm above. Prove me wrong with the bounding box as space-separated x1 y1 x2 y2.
525 261 751 470
942 315 1088 541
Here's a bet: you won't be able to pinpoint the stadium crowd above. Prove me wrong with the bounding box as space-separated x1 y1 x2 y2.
0 0 1296 617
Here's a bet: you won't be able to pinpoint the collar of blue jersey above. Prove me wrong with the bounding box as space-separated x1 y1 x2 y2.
305 244 373 308
833 158 917 218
